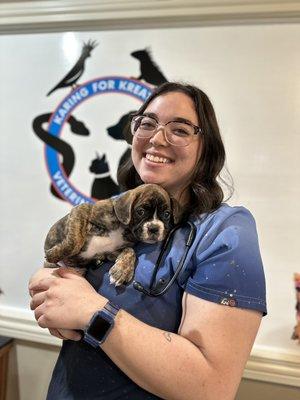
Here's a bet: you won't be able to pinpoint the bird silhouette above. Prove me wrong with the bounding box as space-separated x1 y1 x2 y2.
47 40 98 96
131 48 168 86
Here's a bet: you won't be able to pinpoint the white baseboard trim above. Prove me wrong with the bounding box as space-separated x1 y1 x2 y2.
244 345 300 387
0 305 299 386
0 305 61 347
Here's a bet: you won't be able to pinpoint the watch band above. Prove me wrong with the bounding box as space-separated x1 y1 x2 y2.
83 301 120 348
104 301 120 316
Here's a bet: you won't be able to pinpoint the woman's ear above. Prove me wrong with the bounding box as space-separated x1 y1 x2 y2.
113 190 136 225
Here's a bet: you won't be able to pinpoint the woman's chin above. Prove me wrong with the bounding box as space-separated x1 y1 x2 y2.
140 176 171 193
141 177 162 186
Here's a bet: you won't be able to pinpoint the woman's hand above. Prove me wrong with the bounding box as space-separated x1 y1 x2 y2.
29 268 81 341
28 267 59 297
29 268 79 340
29 267 106 332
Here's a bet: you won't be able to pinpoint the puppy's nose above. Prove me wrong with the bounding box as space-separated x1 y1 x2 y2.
148 225 159 235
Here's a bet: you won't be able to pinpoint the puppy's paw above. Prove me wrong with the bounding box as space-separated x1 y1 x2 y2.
109 261 135 286
108 248 136 286
45 248 60 264
44 261 59 269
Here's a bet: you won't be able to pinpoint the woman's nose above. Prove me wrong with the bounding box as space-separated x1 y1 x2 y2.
149 127 169 147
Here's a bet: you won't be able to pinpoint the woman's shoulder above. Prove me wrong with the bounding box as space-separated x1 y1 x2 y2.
184 203 267 316
187 203 261 260
191 203 257 232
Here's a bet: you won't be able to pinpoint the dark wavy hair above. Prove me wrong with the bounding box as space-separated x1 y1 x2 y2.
117 82 233 217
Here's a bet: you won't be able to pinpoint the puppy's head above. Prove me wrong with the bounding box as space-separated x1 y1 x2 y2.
113 184 180 243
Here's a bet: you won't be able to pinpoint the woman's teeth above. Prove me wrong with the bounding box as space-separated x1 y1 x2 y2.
146 154 171 164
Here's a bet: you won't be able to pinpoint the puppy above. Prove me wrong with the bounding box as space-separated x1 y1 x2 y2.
44 184 179 286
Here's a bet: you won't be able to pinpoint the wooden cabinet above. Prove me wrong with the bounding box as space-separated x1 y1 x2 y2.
0 337 13 400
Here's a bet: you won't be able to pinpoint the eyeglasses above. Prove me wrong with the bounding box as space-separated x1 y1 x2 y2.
131 115 202 147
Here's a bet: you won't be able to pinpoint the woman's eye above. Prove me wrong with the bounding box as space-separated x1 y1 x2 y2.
172 128 189 137
140 122 155 130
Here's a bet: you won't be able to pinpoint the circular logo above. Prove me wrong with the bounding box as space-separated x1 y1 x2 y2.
46 77 152 206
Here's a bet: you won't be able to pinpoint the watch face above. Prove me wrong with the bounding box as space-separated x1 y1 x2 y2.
87 316 111 341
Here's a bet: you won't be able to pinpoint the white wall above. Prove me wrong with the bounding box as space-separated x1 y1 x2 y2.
0 2 300 396
1 22 300 353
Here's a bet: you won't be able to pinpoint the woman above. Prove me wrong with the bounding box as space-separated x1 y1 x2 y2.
29 82 267 400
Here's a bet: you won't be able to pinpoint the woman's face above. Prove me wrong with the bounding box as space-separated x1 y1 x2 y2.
131 91 203 201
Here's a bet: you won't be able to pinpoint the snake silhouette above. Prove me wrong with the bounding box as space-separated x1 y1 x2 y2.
32 113 89 200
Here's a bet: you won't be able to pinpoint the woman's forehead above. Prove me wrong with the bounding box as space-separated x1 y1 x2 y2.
145 92 198 124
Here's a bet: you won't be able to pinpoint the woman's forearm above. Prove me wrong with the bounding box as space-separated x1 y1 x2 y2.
101 309 218 400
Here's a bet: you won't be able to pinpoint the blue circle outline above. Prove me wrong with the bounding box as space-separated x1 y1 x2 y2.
46 77 152 205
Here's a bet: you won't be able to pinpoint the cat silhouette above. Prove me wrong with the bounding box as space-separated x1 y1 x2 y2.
89 153 119 200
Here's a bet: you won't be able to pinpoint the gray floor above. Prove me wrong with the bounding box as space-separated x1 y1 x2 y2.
236 379 300 400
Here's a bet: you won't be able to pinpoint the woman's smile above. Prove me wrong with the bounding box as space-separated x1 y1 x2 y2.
144 152 173 164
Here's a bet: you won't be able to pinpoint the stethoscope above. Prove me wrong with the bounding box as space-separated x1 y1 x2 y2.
133 221 197 297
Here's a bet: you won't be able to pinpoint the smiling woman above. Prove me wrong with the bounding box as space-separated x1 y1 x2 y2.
29 81 267 400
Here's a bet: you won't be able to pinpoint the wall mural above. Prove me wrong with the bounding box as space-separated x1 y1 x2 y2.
32 41 168 206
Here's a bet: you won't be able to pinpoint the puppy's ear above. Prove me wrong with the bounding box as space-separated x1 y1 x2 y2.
113 190 137 225
171 197 183 225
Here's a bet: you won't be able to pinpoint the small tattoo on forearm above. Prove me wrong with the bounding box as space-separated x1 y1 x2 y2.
163 332 172 342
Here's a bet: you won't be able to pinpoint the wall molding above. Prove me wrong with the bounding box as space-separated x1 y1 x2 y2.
0 0 300 34
245 345 300 387
0 305 299 386
0 305 61 346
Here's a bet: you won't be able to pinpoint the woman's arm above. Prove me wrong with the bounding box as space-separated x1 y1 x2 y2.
29 268 262 400
102 293 261 400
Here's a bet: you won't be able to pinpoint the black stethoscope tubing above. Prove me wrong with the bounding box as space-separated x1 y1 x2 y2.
133 221 197 297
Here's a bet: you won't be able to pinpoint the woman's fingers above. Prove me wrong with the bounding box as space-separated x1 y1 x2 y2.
28 278 49 292
29 268 106 330
49 328 65 339
28 267 59 295
30 291 46 310
29 275 57 293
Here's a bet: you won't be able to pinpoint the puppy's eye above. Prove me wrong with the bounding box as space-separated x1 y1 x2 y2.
136 208 145 217
163 211 171 220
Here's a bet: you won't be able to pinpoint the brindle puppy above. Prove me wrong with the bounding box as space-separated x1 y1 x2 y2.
44 184 179 286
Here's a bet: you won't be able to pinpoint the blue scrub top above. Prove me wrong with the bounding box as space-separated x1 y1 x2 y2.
47 204 267 400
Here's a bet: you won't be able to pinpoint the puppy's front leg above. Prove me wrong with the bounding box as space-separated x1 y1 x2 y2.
109 248 136 286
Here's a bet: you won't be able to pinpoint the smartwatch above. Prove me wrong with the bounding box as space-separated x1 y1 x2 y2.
83 301 120 348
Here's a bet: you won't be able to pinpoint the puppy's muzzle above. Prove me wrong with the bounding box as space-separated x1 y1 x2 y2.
142 221 165 243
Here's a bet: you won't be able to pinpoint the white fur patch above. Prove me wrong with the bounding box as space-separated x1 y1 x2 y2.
80 228 125 259
142 209 165 243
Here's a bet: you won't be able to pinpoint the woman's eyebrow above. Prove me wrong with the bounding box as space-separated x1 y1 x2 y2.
143 112 194 125
172 117 194 125
143 112 158 120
